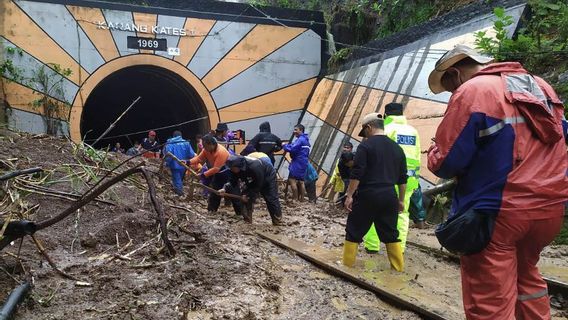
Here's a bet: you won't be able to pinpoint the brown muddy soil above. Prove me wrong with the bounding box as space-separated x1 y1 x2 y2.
0 132 566 319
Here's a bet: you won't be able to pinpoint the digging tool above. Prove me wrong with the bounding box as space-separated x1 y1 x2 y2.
422 179 456 197
164 152 245 202
164 152 199 176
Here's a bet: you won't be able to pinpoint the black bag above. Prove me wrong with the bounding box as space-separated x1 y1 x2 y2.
435 208 498 255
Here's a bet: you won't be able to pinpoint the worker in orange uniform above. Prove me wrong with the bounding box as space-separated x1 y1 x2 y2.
427 44 568 320
188 134 242 214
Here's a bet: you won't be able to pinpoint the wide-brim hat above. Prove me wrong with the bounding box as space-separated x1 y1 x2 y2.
358 112 382 137
428 44 494 94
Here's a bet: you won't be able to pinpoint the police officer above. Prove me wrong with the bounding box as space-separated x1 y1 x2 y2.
364 102 421 253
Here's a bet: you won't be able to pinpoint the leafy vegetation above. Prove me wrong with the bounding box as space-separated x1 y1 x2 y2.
30 64 73 135
327 47 353 73
475 0 568 103
1 49 72 135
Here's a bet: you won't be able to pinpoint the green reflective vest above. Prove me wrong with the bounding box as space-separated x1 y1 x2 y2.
384 115 421 178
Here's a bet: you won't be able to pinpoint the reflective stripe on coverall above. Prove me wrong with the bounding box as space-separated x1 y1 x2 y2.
364 115 421 252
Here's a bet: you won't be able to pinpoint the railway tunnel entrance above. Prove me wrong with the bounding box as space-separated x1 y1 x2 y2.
80 65 210 150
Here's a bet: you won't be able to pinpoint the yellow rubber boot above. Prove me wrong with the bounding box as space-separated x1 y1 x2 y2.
386 242 404 272
342 240 359 267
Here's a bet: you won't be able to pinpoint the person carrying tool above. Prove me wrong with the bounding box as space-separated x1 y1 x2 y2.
164 130 195 196
141 130 160 158
342 113 407 272
427 44 568 319
220 155 283 225
364 102 422 253
282 124 311 205
241 121 283 165
188 134 242 214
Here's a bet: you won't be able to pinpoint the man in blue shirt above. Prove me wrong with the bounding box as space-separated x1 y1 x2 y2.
164 130 195 196
282 124 311 204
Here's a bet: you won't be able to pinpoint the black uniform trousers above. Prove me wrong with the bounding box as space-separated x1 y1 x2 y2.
244 170 282 220
345 186 400 244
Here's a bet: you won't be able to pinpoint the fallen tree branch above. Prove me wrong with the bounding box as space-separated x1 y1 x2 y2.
14 182 116 206
30 234 79 281
36 164 144 230
0 167 43 181
3 163 175 256
139 168 175 256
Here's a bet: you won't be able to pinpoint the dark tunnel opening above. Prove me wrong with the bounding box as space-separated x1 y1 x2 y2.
81 65 210 150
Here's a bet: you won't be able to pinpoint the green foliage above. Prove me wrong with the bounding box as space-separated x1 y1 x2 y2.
475 1 568 103
327 47 353 73
2 47 73 135
374 0 435 38
1 48 25 83
29 64 73 135
249 0 304 9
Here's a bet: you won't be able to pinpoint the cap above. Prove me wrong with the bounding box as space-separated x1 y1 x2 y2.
358 112 383 137
215 122 229 132
385 102 403 116
148 130 156 136
428 44 494 94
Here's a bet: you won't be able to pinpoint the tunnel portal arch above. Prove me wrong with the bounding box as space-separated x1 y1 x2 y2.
69 55 219 149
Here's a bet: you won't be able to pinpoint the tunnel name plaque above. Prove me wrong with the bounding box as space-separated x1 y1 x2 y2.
127 36 167 51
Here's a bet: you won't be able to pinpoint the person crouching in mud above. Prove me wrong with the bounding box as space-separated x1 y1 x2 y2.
220 155 283 226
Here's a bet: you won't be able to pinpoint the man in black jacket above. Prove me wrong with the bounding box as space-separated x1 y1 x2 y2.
240 122 282 165
220 155 283 225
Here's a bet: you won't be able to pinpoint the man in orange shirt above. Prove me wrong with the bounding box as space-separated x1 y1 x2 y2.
189 134 242 214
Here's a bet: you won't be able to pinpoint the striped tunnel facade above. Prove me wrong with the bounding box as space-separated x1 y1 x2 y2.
301 3 527 188
0 0 323 143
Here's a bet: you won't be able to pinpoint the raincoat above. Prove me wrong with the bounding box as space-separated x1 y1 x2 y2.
283 133 311 180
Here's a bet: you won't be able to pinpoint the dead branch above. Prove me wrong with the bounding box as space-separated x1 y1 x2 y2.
138 168 176 256
14 182 116 206
0 168 43 181
30 234 79 281
36 164 145 230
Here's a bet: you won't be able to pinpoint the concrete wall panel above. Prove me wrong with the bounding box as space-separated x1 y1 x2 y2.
1 37 78 104
155 14 186 59
211 30 321 109
188 21 256 78
7 107 69 136
102 9 140 56
227 110 303 142
16 0 105 73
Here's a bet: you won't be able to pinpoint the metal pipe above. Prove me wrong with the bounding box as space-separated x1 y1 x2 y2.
0 281 31 320
422 179 456 197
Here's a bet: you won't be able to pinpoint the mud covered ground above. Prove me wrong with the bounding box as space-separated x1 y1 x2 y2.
0 132 566 319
